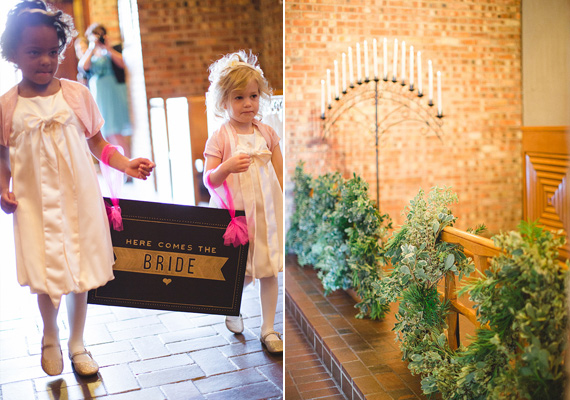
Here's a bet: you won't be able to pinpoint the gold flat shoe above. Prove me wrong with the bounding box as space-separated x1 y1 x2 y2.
260 331 283 354
69 349 99 376
41 342 63 376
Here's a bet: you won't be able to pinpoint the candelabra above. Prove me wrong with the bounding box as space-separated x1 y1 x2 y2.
320 38 445 209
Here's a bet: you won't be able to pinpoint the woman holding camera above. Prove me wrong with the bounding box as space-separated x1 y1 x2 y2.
79 23 131 158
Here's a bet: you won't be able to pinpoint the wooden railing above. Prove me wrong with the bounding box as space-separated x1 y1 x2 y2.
440 226 502 350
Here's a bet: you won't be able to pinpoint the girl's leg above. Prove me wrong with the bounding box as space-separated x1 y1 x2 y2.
259 276 279 336
259 276 282 353
38 294 60 349
66 292 99 375
37 294 63 374
66 292 88 355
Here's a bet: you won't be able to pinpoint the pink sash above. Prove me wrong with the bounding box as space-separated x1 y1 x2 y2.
205 171 249 247
100 144 124 231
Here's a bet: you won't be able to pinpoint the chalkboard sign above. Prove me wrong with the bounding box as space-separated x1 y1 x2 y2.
88 198 248 316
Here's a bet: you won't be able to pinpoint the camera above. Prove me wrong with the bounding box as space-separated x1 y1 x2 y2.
98 34 105 45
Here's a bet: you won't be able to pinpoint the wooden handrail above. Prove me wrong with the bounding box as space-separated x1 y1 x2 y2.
440 226 501 350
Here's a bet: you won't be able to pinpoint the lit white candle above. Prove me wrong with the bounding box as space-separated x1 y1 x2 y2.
383 38 388 80
356 42 362 83
392 38 398 82
373 38 378 80
437 71 442 115
348 46 354 87
417 51 423 95
409 45 414 89
321 79 325 116
342 52 347 93
364 40 369 80
428 60 433 104
401 40 406 84
334 60 339 99
326 68 332 107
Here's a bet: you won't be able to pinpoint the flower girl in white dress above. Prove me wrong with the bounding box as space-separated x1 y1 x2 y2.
204 51 283 353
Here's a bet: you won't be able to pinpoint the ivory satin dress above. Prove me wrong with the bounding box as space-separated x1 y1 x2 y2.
9 90 114 308
204 122 283 279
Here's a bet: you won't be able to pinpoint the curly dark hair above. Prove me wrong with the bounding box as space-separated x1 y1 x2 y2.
0 0 76 63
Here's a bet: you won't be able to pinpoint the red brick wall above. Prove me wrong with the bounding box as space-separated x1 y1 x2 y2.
260 0 284 94
285 0 522 235
137 0 283 100
86 0 121 43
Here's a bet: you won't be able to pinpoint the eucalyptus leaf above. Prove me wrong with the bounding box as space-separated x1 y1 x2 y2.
444 254 455 270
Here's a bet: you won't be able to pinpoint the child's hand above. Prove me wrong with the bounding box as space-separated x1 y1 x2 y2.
1 191 17 214
225 153 251 174
125 158 155 180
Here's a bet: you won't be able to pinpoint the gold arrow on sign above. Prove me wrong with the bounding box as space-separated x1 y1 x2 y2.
113 247 228 281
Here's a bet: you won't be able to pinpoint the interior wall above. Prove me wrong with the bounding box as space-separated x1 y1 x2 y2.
136 0 283 101
522 0 570 127
285 0 523 235
85 0 121 43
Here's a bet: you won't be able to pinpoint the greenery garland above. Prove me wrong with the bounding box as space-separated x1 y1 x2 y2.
447 222 568 399
286 162 392 319
373 187 475 397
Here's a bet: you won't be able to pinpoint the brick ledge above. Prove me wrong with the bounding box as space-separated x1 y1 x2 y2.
285 255 427 400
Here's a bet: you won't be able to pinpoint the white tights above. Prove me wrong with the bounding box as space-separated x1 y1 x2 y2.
37 292 88 357
243 275 279 336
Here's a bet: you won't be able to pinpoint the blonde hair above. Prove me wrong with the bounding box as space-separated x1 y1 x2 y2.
207 50 272 119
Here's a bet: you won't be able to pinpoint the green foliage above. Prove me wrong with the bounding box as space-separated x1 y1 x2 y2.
466 224 487 236
285 162 312 257
377 187 473 302
299 172 343 268
333 174 392 319
286 163 392 319
289 169 569 399
450 221 568 400
374 187 475 396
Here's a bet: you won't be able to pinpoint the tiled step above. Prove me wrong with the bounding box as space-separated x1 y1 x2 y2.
285 255 428 400
285 309 347 399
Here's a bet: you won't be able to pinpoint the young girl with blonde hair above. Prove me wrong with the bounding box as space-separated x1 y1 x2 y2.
204 50 283 353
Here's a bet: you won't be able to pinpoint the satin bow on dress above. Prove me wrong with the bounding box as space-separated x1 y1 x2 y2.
235 147 272 165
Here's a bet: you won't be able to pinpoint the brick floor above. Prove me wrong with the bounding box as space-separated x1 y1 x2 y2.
0 203 283 399
285 255 430 400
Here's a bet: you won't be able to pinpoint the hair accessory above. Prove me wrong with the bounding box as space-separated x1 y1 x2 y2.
100 144 124 231
227 58 264 77
204 170 248 247
229 60 247 68
17 8 51 17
